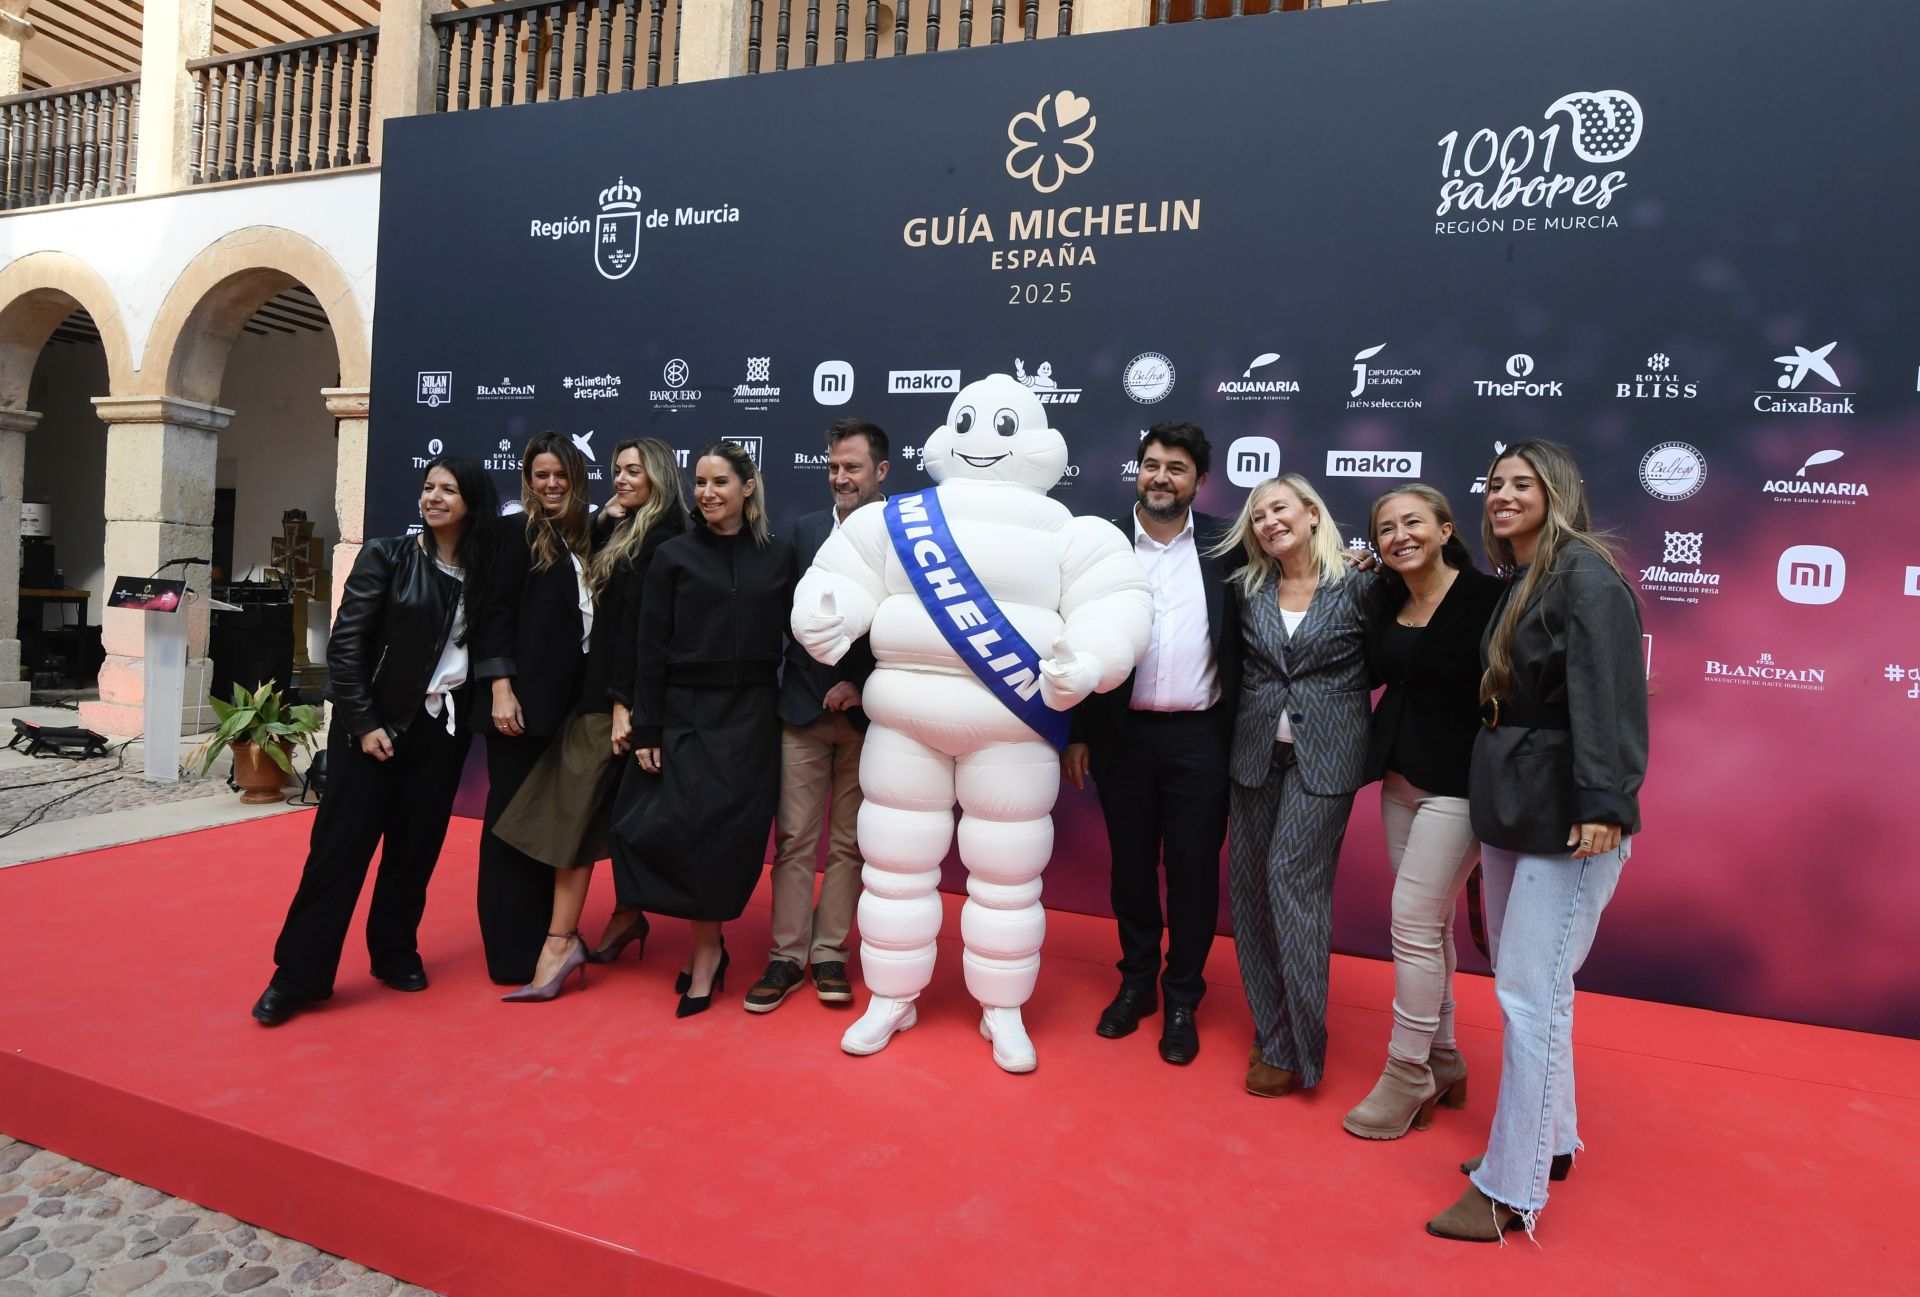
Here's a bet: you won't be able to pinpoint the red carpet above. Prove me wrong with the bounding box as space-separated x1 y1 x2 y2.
1 814 1915 1296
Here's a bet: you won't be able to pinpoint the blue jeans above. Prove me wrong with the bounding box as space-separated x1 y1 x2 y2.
1469 838 1629 1215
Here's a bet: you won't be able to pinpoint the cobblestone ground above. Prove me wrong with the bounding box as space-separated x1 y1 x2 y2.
0 760 235 834
0 1136 436 1297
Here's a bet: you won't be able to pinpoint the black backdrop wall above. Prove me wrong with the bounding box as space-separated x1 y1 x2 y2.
371 0 1920 1036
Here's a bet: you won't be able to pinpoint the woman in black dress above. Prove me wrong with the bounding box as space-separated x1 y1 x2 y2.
474 430 593 986
496 438 688 1000
611 441 797 1017
252 456 499 1025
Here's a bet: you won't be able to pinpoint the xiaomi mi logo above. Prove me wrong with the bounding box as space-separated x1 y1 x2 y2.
1776 544 1845 605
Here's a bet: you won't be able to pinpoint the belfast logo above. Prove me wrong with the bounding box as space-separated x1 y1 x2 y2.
595 178 642 280
1005 90 1096 195
1218 352 1299 402
889 369 961 395
1639 530 1721 602
1123 352 1174 404
1705 650 1826 692
1326 449 1423 478
1347 344 1422 409
1616 351 1698 401
1477 352 1564 398
1226 436 1280 488
1639 441 1705 501
1755 341 1855 414
1015 358 1081 404
1433 88 1639 236
476 375 535 400
733 357 780 410
1764 449 1867 505
416 371 451 407
1777 544 1845 605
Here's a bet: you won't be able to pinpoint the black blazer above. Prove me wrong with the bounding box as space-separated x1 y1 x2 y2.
576 508 685 715
1361 567 1504 797
474 513 588 739
325 534 465 741
1469 541 1649 853
777 508 876 732
1071 509 1242 750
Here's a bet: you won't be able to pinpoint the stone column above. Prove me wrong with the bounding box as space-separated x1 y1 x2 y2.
136 0 214 194
1075 0 1152 33
0 408 40 707
677 0 753 82
0 1 33 97
81 396 231 738
323 386 369 621
370 0 454 163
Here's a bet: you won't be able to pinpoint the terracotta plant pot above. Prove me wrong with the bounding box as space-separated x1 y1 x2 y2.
230 740 293 804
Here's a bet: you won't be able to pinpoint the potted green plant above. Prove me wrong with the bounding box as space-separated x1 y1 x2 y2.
193 680 324 803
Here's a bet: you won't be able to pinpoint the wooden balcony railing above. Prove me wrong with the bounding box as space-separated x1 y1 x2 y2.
432 0 681 113
748 0 1075 71
0 74 140 210
189 28 378 185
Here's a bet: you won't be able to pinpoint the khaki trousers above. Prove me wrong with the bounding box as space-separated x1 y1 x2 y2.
1379 771 1481 1063
769 713 865 966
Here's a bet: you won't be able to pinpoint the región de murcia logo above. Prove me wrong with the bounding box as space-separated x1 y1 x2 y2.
529 177 742 280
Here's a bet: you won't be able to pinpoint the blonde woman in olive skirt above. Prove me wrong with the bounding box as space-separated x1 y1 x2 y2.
494 439 688 1001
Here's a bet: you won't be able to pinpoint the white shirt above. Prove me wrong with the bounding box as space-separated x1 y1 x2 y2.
1273 606 1307 743
570 553 595 652
423 557 469 735
1129 508 1220 713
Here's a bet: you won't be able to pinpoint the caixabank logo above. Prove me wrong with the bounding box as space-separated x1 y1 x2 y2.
1433 88 1641 237
529 177 743 281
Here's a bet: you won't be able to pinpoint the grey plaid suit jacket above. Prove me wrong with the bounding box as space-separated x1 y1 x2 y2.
1229 571 1376 796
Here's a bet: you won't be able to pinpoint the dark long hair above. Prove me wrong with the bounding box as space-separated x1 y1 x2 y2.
518 430 592 572
421 453 500 645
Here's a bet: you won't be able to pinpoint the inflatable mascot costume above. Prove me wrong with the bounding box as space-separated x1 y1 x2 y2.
792 373 1151 1072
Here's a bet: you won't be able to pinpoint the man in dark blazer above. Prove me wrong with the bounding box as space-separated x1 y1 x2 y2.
1064 421 1241 1065
746 419 886 1014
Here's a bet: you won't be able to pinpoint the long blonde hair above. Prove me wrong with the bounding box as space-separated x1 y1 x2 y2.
1211 473 1349 595
518 430 591 572
698 441 771 547
589 438 687 596
1479 439 1632 703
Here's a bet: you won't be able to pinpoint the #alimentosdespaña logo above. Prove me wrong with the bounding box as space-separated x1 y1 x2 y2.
1433 88 1642 237
529 177 743 282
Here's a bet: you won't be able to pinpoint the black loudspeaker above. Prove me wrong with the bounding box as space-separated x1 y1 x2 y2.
19 538 56 589
209 598 294 700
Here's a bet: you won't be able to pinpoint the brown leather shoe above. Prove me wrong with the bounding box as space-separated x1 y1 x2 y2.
1245 1058 1298 1097
1429 1045 1469 1110
1426 1183 1526 1243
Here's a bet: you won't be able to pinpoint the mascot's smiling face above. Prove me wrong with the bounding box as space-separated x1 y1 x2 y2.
921 373 1069 491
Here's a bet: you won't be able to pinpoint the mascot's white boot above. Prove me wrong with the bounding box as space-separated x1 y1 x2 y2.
794 374 1151 1073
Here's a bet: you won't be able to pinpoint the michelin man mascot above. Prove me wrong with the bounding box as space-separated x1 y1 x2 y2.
791 374 1151 1073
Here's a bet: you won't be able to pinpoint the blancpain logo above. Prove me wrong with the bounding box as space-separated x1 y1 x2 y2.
792 452 830 468
1704 651 1825 692
476 376 536 401
1764 449 1867 505
562 374 622 400
1754 341 1855 415
1347 345 1423 409
1218 352 1299 401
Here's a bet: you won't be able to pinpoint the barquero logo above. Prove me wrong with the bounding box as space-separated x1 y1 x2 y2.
1006 90 1096 195
595 178 642 280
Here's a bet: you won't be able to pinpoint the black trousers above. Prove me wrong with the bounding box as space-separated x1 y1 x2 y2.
1090 708 1232 1007
477 731 558 985
271 705 470 1000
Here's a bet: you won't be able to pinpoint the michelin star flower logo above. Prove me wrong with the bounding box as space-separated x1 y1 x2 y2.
1005 90 1096 195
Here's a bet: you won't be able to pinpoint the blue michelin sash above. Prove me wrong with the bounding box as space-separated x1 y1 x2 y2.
883 490 1071 752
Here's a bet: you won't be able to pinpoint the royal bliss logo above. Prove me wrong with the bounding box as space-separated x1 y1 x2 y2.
416 371 452 407
562 373 622 400
733 357 781 411
1639 441 1705 501
484 437 518 473
1616 352 1698 401
1348 345 1423 410
1476 352 1564 399
1754 341 1855 415
1218 353 1300 402
476 375 535 401
1016 358 1081 404
1765 449 1867 505
1704 651 1825 692
1434 89 1641 236
1638 530 1721 603
529 177 741 281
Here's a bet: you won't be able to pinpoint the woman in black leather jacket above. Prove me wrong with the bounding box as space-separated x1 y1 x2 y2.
252 456 500 1026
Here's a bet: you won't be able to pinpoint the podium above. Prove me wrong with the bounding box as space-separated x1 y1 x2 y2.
106 576 191 783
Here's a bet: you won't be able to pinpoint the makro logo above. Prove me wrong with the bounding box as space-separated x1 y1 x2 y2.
1016 359 1082 404
1476 352 1563 398
1326 450 1423 478
1218 352 1300 402
1776 544 1845 605
1764 449 1867 505
1433 88 1639 237
1226 436 1280 488
889 369 961 395
417 371 452 407
1754 341 1855 415
1347 344 1423 409
813 360 854 405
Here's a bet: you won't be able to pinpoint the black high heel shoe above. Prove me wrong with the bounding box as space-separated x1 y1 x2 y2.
675 948 730 1018
587 910 649 965
674 936 723 994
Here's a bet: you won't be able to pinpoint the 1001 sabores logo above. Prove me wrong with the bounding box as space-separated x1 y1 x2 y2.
1433 89 1641 236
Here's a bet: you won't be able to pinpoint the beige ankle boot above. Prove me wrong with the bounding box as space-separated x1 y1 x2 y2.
1429 1046 1469 1110
1341 1056 1438 1139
